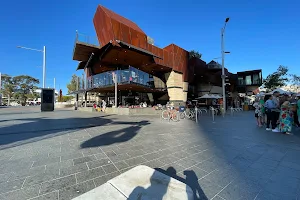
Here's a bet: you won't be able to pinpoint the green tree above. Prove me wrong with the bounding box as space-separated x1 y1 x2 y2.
290 74 300 92
189 50 202 59
0 74 15 106
263 66 289 90
13 75 40 106
67 74 80 93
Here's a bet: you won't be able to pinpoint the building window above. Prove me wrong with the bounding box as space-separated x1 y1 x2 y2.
245 75 252 85
253 73 260 84
238 77 244 85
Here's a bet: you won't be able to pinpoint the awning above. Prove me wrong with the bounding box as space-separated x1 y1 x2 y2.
116 40 162 59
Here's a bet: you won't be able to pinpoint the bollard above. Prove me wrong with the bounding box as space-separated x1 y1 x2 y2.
212 108 215 122
195 107 198 123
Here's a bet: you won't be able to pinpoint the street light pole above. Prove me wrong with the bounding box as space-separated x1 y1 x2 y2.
221 17 230 116
17 45 46 88
43 46 46 88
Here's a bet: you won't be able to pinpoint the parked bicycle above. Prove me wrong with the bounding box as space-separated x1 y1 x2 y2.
161 107 179 122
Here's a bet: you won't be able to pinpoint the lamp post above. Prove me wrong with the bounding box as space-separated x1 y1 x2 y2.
221 17 230 116
17 46 46 88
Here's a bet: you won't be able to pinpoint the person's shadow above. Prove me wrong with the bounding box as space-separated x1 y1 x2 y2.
127 167 173 200
155 167 207 200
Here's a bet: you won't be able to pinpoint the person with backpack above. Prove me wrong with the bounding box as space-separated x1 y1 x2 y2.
264 95 275 131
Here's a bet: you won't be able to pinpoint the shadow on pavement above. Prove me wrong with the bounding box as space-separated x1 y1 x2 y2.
0 112 150 150
128 167 172 200
155 167 207 200
81 120 150 148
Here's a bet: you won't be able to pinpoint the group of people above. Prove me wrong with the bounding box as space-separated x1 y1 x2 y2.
253 91 300 135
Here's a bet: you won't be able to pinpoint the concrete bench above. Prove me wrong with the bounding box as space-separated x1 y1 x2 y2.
73 165 193 200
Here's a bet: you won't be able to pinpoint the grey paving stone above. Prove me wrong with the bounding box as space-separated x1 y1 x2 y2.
9 165 46 180
86 158 111 169
102 164 118 174
23 171 59 187
30 191 59 200
93 152 108 160
125 156 147 167
0 178 25 194
0 184 40 200
73 155 97 165
93 171 120 187
58 180 95 200
114 161 129 170
126 149 146 157
59 163 88 177
143 160 165 169
218 179 261 200
107 153 131 162
255 190 295 200
75 166 105 183
211 195 225 200
32 156 61 167
264 173 300 196
142 152 162 161
196 178 223 200
46 160 73 171
40 175 76 194
59 152 84 161
0 173 13 183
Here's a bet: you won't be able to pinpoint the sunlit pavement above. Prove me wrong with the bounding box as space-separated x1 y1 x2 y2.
1 107 300 199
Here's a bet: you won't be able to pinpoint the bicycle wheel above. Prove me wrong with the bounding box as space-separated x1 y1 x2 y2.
171 111 179 122
187 110 194 119
161 110 170 120
180 112 185 119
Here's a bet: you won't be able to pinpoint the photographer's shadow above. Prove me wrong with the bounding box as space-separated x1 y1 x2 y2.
155 167 208 200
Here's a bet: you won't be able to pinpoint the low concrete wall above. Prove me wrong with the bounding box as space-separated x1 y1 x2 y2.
78 107 161 115
55 103 74 108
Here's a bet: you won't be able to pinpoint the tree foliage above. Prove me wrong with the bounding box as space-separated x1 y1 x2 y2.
67 74 80 93
13 75 40 105
189 50 202 59
0 74 15 105
263 66 289 90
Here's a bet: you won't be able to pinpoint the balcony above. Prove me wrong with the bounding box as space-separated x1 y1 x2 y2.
73 31 101 61
87 66 166 91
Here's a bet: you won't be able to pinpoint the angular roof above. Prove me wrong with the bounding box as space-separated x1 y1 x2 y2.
99 5 145 34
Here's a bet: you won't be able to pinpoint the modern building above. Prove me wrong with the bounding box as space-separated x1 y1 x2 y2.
72 5 262 106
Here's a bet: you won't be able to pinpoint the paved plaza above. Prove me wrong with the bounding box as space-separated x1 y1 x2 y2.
1 107 300 199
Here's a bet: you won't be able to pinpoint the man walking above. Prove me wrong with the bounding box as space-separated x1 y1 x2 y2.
271 91 281 132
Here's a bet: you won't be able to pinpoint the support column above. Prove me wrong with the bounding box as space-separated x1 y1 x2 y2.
165 71 188 107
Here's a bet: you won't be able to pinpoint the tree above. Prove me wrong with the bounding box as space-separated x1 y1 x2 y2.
0 74 15 106
263 66 289 90
189 50 202 59
290 74 300 92
13 75 40 106
67 74 80 93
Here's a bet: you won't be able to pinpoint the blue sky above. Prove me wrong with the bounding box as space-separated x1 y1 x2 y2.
0 0 299 94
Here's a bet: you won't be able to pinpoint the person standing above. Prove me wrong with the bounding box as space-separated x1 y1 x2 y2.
271 91 281 132
264 95 274 130
253 99 263 127
259 97 265 125
101 99 107 112
278 96 293 134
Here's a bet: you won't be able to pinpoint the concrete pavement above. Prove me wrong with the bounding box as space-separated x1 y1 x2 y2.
0 107 300 199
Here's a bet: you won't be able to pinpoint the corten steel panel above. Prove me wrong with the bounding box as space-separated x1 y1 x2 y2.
120 23 131 44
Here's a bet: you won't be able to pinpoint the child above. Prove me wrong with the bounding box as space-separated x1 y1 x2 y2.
253 99 263 127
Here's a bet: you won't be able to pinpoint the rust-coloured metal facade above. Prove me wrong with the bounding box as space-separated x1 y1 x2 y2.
92 5 189 81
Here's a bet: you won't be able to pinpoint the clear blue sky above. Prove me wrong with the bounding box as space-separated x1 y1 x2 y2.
1 0 299 94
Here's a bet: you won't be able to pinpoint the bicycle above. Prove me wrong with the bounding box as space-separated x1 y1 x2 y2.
180 109 194 119
161 108 179 122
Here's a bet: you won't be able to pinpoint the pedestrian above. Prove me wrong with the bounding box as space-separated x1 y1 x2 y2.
253 98 263 127
264 95 274 130
101 99 107 112
271 91 281 132
278 95 293 134
259 97 265 125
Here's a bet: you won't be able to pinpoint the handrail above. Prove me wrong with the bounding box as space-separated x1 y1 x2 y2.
75 30 100 47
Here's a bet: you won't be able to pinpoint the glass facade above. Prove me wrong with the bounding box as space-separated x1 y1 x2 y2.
245 75 252 85
87 66 162 90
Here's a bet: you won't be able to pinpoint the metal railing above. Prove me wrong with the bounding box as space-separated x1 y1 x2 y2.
75 30 100 47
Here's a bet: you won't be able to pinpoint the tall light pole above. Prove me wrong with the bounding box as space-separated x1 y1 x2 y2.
221 17 230 116
17 46 46 88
